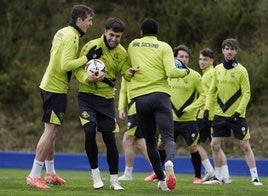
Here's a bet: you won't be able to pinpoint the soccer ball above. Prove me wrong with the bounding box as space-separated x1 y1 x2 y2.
174 59 183 68
85 59 106 76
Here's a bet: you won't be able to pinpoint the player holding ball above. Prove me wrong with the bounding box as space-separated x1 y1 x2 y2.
73 17 138 191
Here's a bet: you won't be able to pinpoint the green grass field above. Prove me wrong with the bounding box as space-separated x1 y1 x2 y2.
0 169 267 196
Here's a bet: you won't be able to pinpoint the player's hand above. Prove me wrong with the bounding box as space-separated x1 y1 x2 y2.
183 66 190 75
128 66 139 76
203 109 209 120
176 60 190 74
230 112 240 122
87 71 105 83
86 45 103 60
118 110 126 120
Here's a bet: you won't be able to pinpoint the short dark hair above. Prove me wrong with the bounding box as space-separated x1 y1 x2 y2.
71 4 94 21
222 38 238 50
105 17 125 32
173 45 191 57
200 48 214 59
141 18 158 35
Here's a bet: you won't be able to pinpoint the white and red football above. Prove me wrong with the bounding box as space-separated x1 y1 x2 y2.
85 59 106 76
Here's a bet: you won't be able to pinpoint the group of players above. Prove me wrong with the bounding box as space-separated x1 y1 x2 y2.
26 4 263 192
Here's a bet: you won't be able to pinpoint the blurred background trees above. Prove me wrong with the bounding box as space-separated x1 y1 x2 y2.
0 0 268 157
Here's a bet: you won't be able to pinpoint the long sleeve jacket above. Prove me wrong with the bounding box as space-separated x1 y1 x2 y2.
205 63 250 117
74 35 132 99
127 36 188 99
40 26 88 93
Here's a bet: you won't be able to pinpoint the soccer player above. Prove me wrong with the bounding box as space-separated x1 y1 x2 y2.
118 78 151 181
73 17 137 191
26 4 103 189
168 45 209 184
196 48 216 182
202 38 263 186
127 18 189 191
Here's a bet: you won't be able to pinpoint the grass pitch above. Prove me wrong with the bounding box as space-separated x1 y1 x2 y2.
0 168 267 195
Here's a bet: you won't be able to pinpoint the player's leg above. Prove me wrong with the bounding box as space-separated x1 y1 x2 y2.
211 137 224 180
232 118 262 185
202 137 225 185
136 94 169 191
144 139 162 182
158 140 166 166
98 97 124 190
154 93 176 190
78 93 104 189
35 123 58 175
197 145 215 181
44 124 66 185
83 122 105 189
119 133 135 180
189 145 202 184
203 116 229 184
27 91 66 188
135 137 150 164
181 121 202 184
196 118 215 181
101 131 124 190
27 123 58 189
219 147 231 184
240 139 262 185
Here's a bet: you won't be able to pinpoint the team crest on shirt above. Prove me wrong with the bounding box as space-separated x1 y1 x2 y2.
114 53 119 60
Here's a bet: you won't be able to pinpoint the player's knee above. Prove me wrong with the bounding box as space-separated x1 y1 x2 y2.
83 122 96 136
135 138 146 150
122 136 133 147
240 141 252 152
211 142 221 152
102 131 115 143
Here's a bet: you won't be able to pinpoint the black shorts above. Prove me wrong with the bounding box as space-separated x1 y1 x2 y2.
41 89 67 125
127 114 138 129
197 118 212 143
125 126 144 138
174 121 200 146
78 92 116 132
212 115 250 140
125 114 144 138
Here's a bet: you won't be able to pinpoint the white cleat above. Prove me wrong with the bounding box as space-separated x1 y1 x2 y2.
92 173 104 189
158 180 170 191
118 174 133 181
164 160 176 190
202 178 223 185
252 179 263 186
202 171 215 182
110 180 124 190
222 177 232 184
